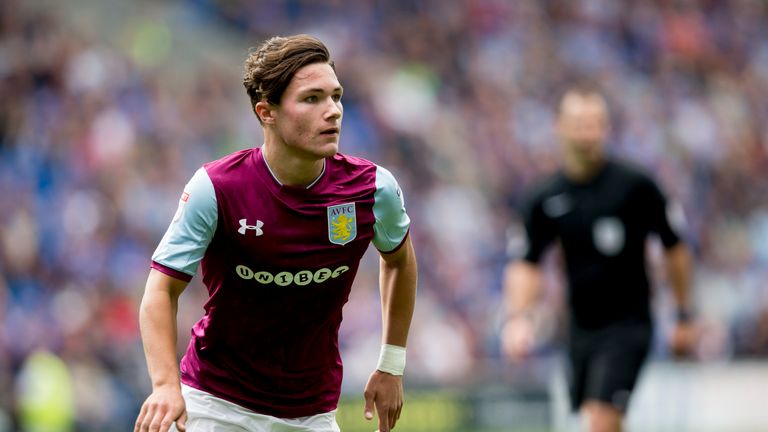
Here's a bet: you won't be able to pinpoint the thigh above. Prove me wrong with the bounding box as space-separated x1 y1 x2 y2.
168 417 250 432
177 385 340 432
269 410 341 432
567 332 593 411
583 324 652 412
173 385 253 432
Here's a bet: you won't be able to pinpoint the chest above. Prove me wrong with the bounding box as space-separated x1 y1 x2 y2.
214 186 376 267
543 182 646 253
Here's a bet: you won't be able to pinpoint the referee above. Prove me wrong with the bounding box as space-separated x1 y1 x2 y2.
501 85 696 432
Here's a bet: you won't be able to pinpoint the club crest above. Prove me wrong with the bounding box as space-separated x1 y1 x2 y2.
327 203 357 245
593 217 625 256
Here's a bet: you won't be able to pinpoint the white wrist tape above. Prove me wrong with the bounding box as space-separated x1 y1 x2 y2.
376 344 406 376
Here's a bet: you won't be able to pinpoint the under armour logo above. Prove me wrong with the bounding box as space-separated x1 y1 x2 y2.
238 218 264 236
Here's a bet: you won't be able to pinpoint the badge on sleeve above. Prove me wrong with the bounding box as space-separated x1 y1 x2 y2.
172 191 190 223
327 203 357 245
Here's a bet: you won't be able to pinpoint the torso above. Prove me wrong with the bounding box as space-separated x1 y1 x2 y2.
523 160 672 328
182 148 377 417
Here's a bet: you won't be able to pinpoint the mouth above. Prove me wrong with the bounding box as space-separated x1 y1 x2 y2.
319 127 339 136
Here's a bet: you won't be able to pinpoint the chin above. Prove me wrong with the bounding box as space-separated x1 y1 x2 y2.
317 142 339 157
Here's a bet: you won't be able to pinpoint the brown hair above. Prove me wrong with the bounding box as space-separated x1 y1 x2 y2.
243 35 334 118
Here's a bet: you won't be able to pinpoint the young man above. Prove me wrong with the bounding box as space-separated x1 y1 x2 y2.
134 35 417 432
501 86 695 432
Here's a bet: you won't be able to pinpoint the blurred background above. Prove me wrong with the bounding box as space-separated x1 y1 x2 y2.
2 0 768 430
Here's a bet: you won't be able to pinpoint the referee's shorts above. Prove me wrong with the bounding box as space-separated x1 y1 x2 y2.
169 384 341 432
567 321 652 412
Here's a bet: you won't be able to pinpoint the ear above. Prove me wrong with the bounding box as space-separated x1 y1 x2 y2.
255 101 276 125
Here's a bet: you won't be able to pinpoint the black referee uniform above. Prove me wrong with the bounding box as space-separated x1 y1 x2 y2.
519 158 682 411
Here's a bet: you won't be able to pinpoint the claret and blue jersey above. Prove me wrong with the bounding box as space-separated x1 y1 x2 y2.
150 147 410 418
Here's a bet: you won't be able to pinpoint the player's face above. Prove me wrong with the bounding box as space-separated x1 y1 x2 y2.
556 94 609 168
272 62 343 160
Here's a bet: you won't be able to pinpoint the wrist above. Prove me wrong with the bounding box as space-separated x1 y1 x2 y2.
151 375 181 390
376 344 406 376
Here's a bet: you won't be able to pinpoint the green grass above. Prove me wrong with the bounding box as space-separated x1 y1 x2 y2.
336 392 549 432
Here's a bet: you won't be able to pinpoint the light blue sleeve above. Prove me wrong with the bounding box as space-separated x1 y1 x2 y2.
152 167 218 276
372 165 411 252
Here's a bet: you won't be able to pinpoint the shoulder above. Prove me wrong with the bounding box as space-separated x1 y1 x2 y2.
329 152 377 174
326 153 380 190
606 159 656 187
605 159 670 207
524 172 565 207
203 148 259 187
204 148 257 177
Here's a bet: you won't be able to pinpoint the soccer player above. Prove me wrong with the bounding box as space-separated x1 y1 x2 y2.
501 85 695 432
134 35 417 432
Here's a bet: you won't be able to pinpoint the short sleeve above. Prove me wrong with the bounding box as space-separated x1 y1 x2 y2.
640 176 682 249
521 191 557 263
151 167 218 280
372 165 411 253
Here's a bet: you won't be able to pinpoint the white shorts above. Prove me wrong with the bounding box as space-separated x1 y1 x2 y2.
169 384 341 432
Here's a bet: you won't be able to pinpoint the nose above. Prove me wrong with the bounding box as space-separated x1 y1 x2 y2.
325 97 342 120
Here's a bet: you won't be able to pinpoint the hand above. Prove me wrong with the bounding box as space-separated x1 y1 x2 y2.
363 370 403 431
135 385 187 432
501 315 535 362
670 321 697 358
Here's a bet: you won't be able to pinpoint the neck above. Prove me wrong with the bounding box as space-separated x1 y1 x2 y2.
563 157 605 183
262 141 325 187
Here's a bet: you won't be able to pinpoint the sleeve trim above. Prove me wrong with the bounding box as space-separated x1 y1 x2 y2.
377 229 410 254
151 261 194 282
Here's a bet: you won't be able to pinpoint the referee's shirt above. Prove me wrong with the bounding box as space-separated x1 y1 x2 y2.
519 159 682 329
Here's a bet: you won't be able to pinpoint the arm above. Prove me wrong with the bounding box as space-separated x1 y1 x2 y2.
134 269 189 432
665 242 692 314
379 234 417 347
503 260 543 319
135 168 216 432
364 234 417 432
501 260 544 361
642 176 696 357
501 189 553 362
665 242 696 356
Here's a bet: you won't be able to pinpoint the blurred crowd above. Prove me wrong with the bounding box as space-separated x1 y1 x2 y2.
2 0 768 429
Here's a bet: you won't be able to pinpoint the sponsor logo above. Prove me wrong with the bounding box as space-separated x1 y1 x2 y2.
235 265 350 286
327 203 357 245
238 218 264 236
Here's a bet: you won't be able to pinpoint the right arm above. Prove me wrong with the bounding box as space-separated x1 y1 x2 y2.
501 260 544 361
135 270 189 432
501 189 555 362
135 167 218 432
503 260 543 319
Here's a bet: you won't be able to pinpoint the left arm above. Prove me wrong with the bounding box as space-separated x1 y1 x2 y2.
364 234 417 432
643 174 696 357
665 242 693 315
665 242 696 356
379 234 417 347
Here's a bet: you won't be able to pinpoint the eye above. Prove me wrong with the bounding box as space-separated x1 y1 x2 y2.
332 94 342 102
305 95 318 103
